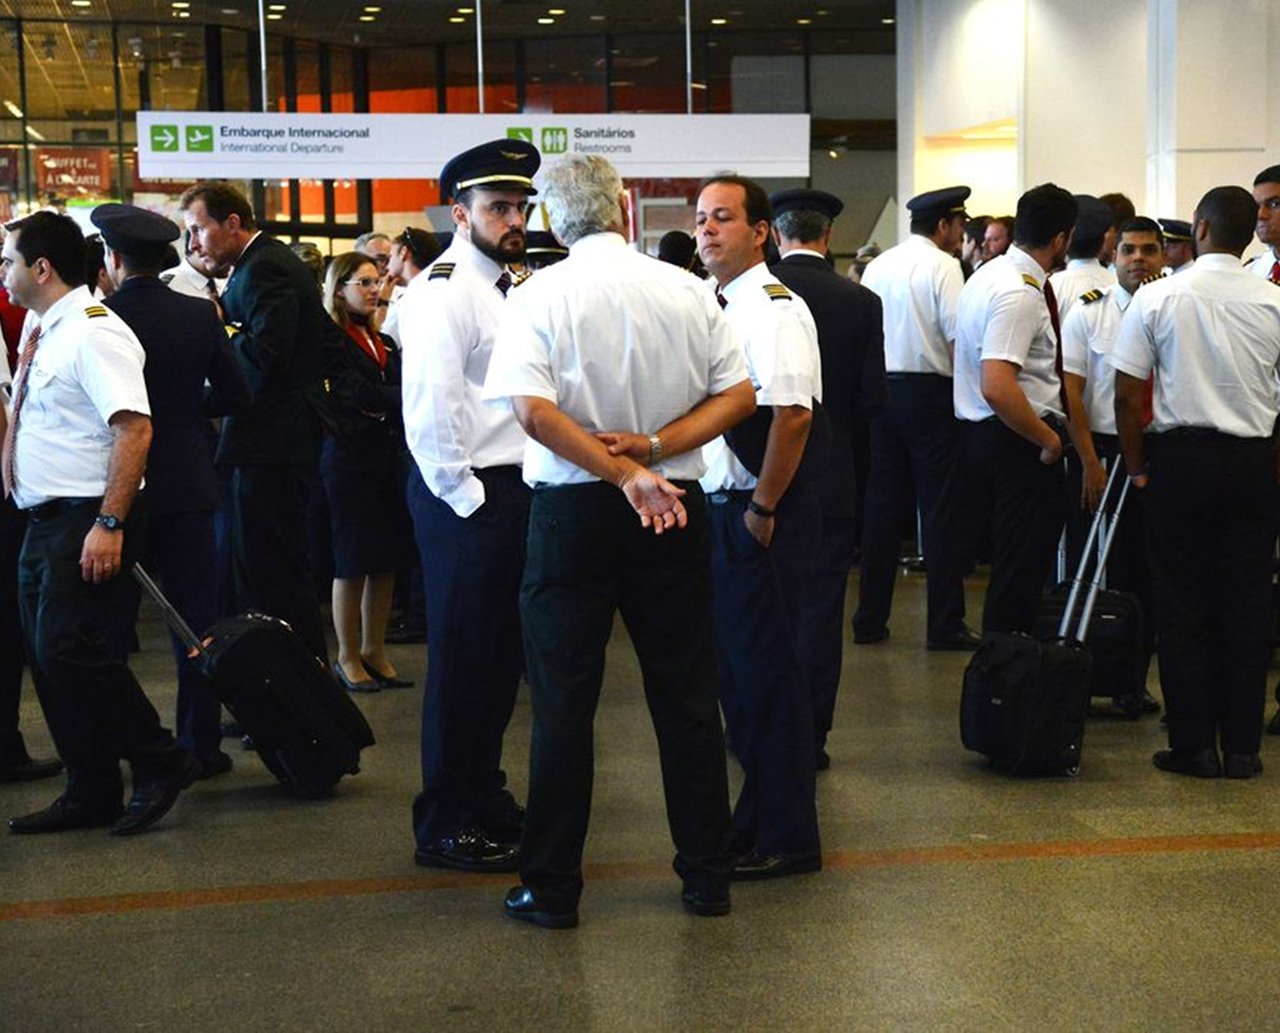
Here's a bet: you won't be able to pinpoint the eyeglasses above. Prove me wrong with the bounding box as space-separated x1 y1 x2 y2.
344 277 380 289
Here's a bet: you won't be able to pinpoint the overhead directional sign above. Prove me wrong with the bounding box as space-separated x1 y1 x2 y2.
136 112 810 179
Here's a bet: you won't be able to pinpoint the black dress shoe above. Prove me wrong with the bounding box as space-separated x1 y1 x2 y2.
815 747 831 772
0 754 64 783
1224 753 1264 780
333 662 379 694
681 886 731 917
731 850 822 881
476 798 526 847
853 626 890 645
194 751 233 781
415 828 520 872
361 660 414 689
1152 748 1222 779
927 627 983 652
503 886 579 929
9 795 123 834
110 753 200 836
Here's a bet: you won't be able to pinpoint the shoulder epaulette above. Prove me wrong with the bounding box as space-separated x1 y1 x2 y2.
1080 289 1105 305
84 305 109 318
428 263 456 281
1021 273 1040 290
763 283 792 301
1142 273 1164 286
511 268 534 287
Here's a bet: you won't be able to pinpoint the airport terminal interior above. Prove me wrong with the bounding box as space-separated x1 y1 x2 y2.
4 0 1280 1029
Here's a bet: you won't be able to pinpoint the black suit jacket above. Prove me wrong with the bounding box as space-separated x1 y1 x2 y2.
324 328 406 472
771 252 887 515
106 276 252 516
219 233 335 465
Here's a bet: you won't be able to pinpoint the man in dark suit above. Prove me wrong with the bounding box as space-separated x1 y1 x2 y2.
93 204 251 778
770 189 887 769
179 183 331 661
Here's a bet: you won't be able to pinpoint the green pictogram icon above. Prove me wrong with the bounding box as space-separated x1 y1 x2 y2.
540 127 568 154
185 125 214 152
151 125 179 152
507 127 533 143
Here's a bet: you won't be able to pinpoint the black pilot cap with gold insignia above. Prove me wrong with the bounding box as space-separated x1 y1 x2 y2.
906 185 971 222
90 202 181 253
1158 218 1193 242
769 188 844 221
440 138 541 201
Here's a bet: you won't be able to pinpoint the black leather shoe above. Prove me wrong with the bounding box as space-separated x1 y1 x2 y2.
927 627 983 652
9 795 123 834
503 886 579 929
853 626 890 645
477 798 525 847
195 751 233 781
1224 753 1264 780
681 886 731 917
731 850 822 881
110 753 200 836
415 829 520 872
333 662 379 694
815 748 831 772
0 754 64 783
1152 748 1222 779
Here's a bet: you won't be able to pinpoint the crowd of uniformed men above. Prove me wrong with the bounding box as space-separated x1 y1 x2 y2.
2 137 1280 928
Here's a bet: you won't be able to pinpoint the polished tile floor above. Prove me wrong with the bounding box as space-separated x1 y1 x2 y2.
3 570 1279 1031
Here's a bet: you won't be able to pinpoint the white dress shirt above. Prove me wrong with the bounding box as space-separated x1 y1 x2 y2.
1060 283 1133 435
484 232 747 487
11 286 150 510
398 234 526 518
954 245 1064 422
1247 247 1280 282
1110 253 1280 438
699 260 822 492
162 258 228 301
1048 258 1116 321
860 233 963 375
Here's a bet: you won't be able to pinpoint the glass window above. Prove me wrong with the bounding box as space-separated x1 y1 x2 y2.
609 33 689 113
523 36 607 114
118 23 208 121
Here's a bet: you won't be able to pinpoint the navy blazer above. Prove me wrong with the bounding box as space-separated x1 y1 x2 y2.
218 233 337 466
771 253 888 513
106 276 252 516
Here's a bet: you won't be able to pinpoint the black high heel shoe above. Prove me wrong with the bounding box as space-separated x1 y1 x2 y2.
333 662 380 694
362 659 413 689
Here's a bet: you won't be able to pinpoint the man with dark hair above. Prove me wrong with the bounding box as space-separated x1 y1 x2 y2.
1248 164 1280 285
962 215 991 277
1049 195 1117 320
378 226 442 346
854 185 978 652
954 183 1077 633
696 173 824 879
770 188 886 767
93 203 251 779
486 154 753 928
1113 186 1280 779
399 139 539 873
981 216 1014 263
180 181 332 662
1 210 198 835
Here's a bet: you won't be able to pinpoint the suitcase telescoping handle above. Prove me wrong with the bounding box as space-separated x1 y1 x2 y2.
1056 461 1130 643
131 563 205 656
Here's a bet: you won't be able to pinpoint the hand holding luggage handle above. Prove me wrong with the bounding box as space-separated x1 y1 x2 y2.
1057 460 1130 644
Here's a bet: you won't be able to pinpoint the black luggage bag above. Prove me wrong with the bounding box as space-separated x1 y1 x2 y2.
961 464 1132 775
133 565 375 797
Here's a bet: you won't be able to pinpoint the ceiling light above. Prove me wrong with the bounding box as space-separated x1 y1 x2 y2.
71 0 92 7
449 16 465 23
710 17 727 25
457 6 474 11
4 100 22 118
179 10 190 16
221 7 240 13
537 17 555 24
796 17 811 24
268 3 287 9
548 7 566 12
267 12 282 19
589 13 605 20
359 15 375 21
881 16 895 24
25 125 46 141
363 4 382 9
170 1 190 7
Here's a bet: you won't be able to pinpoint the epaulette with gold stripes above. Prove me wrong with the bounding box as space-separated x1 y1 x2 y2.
511 268 534 287
428 263 456 281
1021 273 1040 290
1079 289 1105 305
763 283 792 301
84 304 109 318
1142 273 1163 286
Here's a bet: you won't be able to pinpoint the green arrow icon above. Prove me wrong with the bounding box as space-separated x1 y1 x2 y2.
151 125 178 152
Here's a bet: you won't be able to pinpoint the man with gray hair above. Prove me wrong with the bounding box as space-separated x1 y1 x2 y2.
485 154 755 929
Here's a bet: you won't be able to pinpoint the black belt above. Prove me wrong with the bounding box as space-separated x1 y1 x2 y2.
706 489 751 505
24 497 98 523
885 372 948 381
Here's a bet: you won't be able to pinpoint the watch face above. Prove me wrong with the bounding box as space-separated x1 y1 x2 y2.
97 514 122 530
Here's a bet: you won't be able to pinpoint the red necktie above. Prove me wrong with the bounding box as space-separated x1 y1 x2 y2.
1270 260 1279 285
2 324 43 499
1042 278 1069 417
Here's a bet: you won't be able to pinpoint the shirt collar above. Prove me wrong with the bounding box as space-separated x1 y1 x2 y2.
717 258 770 303
568 231 627 255
1112 284 1134 311
443 233 504 280
1192 253 1243 271
782 247 826 261
1007 244 1048 287
38 284 94 333
1066 257 1102 270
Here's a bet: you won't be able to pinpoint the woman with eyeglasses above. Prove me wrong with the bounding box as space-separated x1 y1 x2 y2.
320 251 414 692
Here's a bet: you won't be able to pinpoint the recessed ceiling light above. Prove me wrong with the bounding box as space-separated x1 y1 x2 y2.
4 100 23 117
881 16 895 24
710 17 727 25
221 7 239 13
359 14 375 21
71 0 92 7
268 3 287 9
25 126 46 141
457 6 474 11
179 10 190 16
449 15 465 22
266 12 282 19
363 4 382 9
548 7 566 12
170 0 189 6
796 17 811 24
537 16 555 23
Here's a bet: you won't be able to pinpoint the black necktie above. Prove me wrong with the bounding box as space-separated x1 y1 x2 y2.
716 289 727 309
495 271 513 297
1043 278 1069 416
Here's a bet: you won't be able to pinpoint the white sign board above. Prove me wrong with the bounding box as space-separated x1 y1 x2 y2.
136 112 810 180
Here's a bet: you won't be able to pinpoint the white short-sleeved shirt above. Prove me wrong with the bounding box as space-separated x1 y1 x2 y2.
1048 258 1116 322
11 285 151 510
1110 252 1280 438
700 260 822 492
398 235 526 518
1247 248 1280 282
163 258 227 301
1060 283 1133 435
483 232 748 487
953 245 1063 422
860 234 963 376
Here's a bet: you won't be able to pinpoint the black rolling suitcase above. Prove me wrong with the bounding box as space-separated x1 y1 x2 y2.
961 465 1132 775
133 565 375 797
